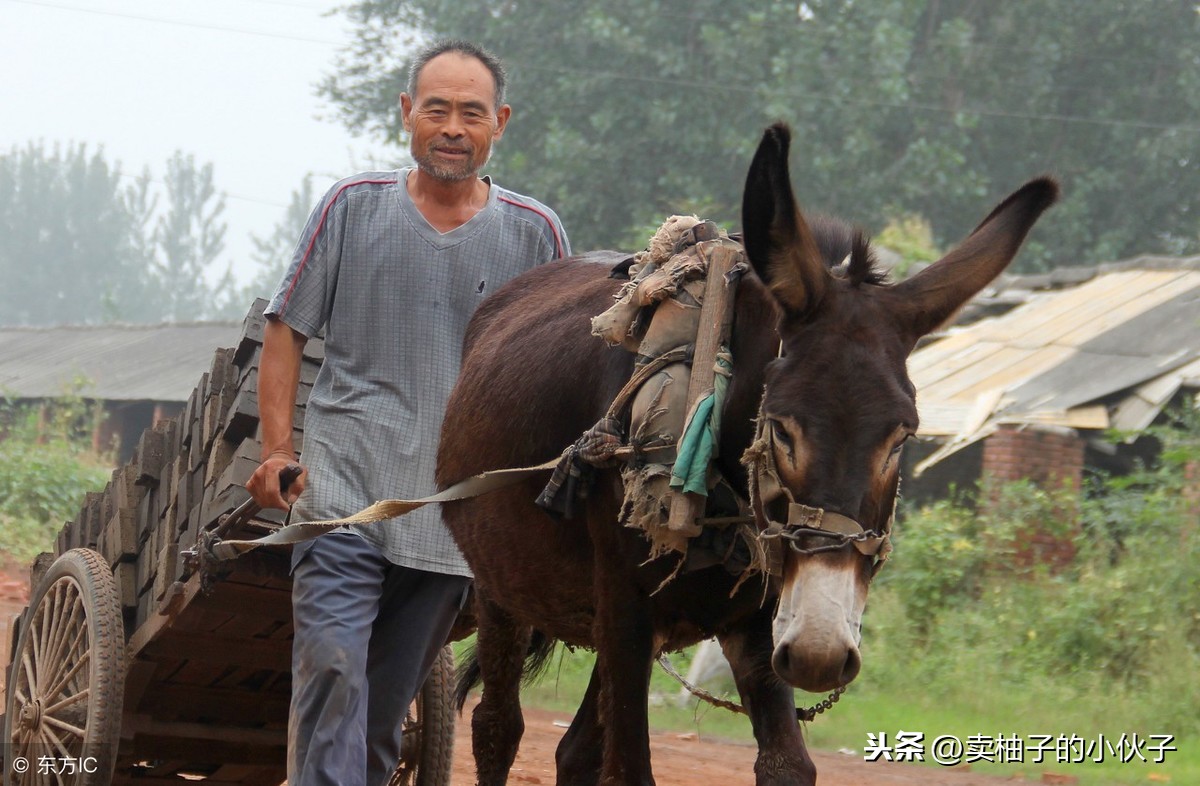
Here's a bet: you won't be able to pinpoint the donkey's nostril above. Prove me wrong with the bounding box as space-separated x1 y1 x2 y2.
772 645 792 679
840 647 862 686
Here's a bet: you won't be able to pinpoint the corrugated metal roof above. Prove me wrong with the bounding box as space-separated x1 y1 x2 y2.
0 323 241 402
910 269 1200 444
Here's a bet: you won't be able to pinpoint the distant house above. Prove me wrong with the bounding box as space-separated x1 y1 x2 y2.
903 256 1200 505
0 323 241 462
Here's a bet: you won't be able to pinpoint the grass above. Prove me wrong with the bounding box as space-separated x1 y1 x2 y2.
454 631 1196 786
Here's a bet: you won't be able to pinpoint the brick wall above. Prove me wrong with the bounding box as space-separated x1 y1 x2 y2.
981 425 1085 571
982 424 1085 490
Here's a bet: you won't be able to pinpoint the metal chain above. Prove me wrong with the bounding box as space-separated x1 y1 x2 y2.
760 525 887 556
656 653 845 723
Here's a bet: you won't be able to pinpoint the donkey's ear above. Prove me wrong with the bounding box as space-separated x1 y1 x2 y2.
892 177 1059 338
742 124 829 315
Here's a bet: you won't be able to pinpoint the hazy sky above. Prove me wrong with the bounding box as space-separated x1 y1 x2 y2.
2 0 404 287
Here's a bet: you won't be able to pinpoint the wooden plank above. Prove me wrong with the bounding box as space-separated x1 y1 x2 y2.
205 580 293 622
126 714 287 747
983 270 1153 343
112 776 245 786
951 345 1076 403
127 571 204 660
137 683 289 725
120 735 284 766
142 630 291 672
667 238 739 536
120 658 161 735
209 764 288 785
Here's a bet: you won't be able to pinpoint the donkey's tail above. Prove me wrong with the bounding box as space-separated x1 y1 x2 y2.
453 629 558 712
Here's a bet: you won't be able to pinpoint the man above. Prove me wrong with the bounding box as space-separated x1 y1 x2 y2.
246 40 570 786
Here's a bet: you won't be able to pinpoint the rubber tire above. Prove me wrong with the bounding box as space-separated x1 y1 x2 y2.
4 548 124 786
388 645 456 786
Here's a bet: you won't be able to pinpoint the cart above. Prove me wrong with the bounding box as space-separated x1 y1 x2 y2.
1 301 457 785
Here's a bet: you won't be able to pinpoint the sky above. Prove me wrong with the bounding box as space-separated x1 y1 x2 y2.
1 0 406 287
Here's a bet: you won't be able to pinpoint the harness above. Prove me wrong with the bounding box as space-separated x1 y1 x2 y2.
743 405 893 577
197 217 892 582
191 215 891 723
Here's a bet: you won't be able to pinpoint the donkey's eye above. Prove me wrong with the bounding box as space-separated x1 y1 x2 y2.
888 432 915 458
771 419 794 450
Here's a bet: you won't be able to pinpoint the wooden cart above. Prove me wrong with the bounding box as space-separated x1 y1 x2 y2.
1 301 456 786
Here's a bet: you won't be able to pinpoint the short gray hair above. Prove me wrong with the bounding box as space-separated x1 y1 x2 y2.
407 39 507 108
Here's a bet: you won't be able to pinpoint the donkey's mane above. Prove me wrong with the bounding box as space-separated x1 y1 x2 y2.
809 214 888 287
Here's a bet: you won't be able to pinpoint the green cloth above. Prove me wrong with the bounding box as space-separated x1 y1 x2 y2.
670 353 732 496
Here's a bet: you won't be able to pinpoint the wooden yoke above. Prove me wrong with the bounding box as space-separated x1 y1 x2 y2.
666 234 743 534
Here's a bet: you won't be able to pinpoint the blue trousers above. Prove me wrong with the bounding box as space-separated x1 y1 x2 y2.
288 531 470 786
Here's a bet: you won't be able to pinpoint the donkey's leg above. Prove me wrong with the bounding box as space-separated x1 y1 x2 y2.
471 593 532 786
588 508 657 785
720 607 817 786
593 594 655 786
554 662 604 786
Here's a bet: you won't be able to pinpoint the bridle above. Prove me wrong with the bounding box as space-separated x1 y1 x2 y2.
742 397 893 578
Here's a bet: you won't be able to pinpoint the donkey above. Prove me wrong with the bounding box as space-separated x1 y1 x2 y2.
436 123 1057 785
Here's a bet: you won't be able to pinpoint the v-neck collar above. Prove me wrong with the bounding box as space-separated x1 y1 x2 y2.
395 167 497 249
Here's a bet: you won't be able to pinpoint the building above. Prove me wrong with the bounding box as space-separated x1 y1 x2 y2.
0 323 241 462
904 256 1200 506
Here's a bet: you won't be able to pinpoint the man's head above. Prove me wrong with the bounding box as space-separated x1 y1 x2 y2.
400 40 511 183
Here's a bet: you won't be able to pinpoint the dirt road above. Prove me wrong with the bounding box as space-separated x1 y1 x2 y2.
1 563 1018 785
451 700 1021 786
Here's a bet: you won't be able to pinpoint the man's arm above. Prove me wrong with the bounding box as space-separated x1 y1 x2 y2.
246 316 309 510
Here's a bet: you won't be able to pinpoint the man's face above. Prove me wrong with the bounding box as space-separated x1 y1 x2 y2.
400 53 511 182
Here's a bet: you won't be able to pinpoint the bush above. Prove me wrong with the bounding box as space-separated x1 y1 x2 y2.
0 392 113 561
870 406 1200 734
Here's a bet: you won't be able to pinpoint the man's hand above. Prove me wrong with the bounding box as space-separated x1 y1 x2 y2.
247 452 308 511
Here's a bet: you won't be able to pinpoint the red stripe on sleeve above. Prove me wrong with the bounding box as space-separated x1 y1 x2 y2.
278 178 398 313
497 195 565 258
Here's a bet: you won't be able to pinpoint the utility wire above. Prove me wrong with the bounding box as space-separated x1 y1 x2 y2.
2 0 340 45
7 0 1198 133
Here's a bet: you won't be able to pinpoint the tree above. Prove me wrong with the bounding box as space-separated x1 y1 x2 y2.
322 0 1200 271
148 152 232 321
0 145 238 325
0 142 155 325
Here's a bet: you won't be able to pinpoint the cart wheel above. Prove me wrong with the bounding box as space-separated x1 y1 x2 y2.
4 549 124 786
388 645 456 786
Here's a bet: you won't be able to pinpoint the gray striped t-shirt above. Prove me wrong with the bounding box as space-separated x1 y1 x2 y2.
267 168 570 576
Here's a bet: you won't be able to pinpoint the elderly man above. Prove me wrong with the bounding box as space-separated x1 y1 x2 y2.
246 39 570 786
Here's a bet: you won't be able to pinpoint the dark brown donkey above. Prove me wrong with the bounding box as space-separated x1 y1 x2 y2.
437 124 1057 786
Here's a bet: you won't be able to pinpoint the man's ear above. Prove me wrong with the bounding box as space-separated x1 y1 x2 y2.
494 103 512 142
399 93 414 132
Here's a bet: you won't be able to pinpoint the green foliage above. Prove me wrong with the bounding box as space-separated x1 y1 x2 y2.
477 412 1200 782
0 391 112 561
874 410 1200 739
324 1 1200 269
875 214 940 278
0 143 238 326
